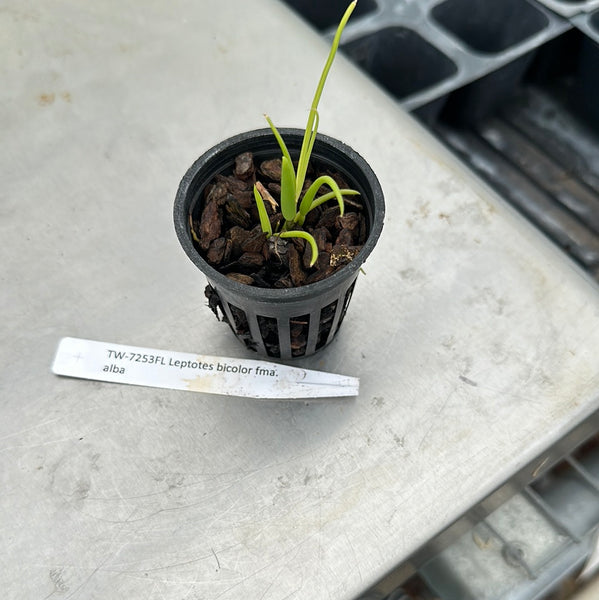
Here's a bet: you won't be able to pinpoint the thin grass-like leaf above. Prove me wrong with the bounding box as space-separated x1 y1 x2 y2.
311 1 356 114
311 188 359 207
295 1 356 196
280 156 297 222
253 185 273 237
309 188 359 212
298 175 346 220
279 230 319 267
295 109 319 200
265 115 293 168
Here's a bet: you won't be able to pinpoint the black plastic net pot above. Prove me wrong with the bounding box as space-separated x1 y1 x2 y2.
174 128 385 359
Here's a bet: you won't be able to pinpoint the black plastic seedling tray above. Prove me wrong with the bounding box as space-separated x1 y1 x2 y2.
282 0 599 282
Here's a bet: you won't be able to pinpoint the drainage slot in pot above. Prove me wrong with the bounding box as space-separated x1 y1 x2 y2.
316 300 338 351
342 27 457 100
591 10 599 32
224 302 257 352
336 280 356 334
280 0 377 31
431 0 549 54
257 315 280 358
290 314 310 357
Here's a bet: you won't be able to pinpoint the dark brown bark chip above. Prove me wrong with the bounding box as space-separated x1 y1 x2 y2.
290 319 308 351
234 152 255 180
312 227 332 252
335 228 354 246
225 197 252 228
290 323 304 338
316 206 342 230
227 226 251 255
206 237 228 264
199 200 222 250
216 174 253 208
288 245 305 287
303 244 314 270
303 207 320 228
305 258 333 284
291 237 305 253
343 196 363 210
291 238 306 270
205 181 228 206
216 173 248 193
305 251 334 283
337 212 360 232
316 250 332 271
241 225 268 254
223 238 233 263
226 273 254 286
260 159 282 181
233 190 254 210
274 276 293 288
238 252 265 269
267 182 281 197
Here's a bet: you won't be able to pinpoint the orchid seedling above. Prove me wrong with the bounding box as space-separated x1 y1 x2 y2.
253 1 359 266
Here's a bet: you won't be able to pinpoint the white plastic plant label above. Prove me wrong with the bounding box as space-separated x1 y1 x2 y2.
52 337 359 399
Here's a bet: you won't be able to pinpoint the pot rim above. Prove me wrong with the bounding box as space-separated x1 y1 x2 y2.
173 128 385 302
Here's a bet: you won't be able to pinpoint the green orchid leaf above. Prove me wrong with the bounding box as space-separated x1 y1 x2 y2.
310 1 356 115
295 109 319 201
299 175 346 220
279 230 319 267
310 188 359 208
265 115 293 168
280 155 297 222
253 184 273 237
310 188 359 213
295 0 356 195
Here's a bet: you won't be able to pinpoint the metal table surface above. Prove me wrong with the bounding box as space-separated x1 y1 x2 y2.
2 1 599 598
